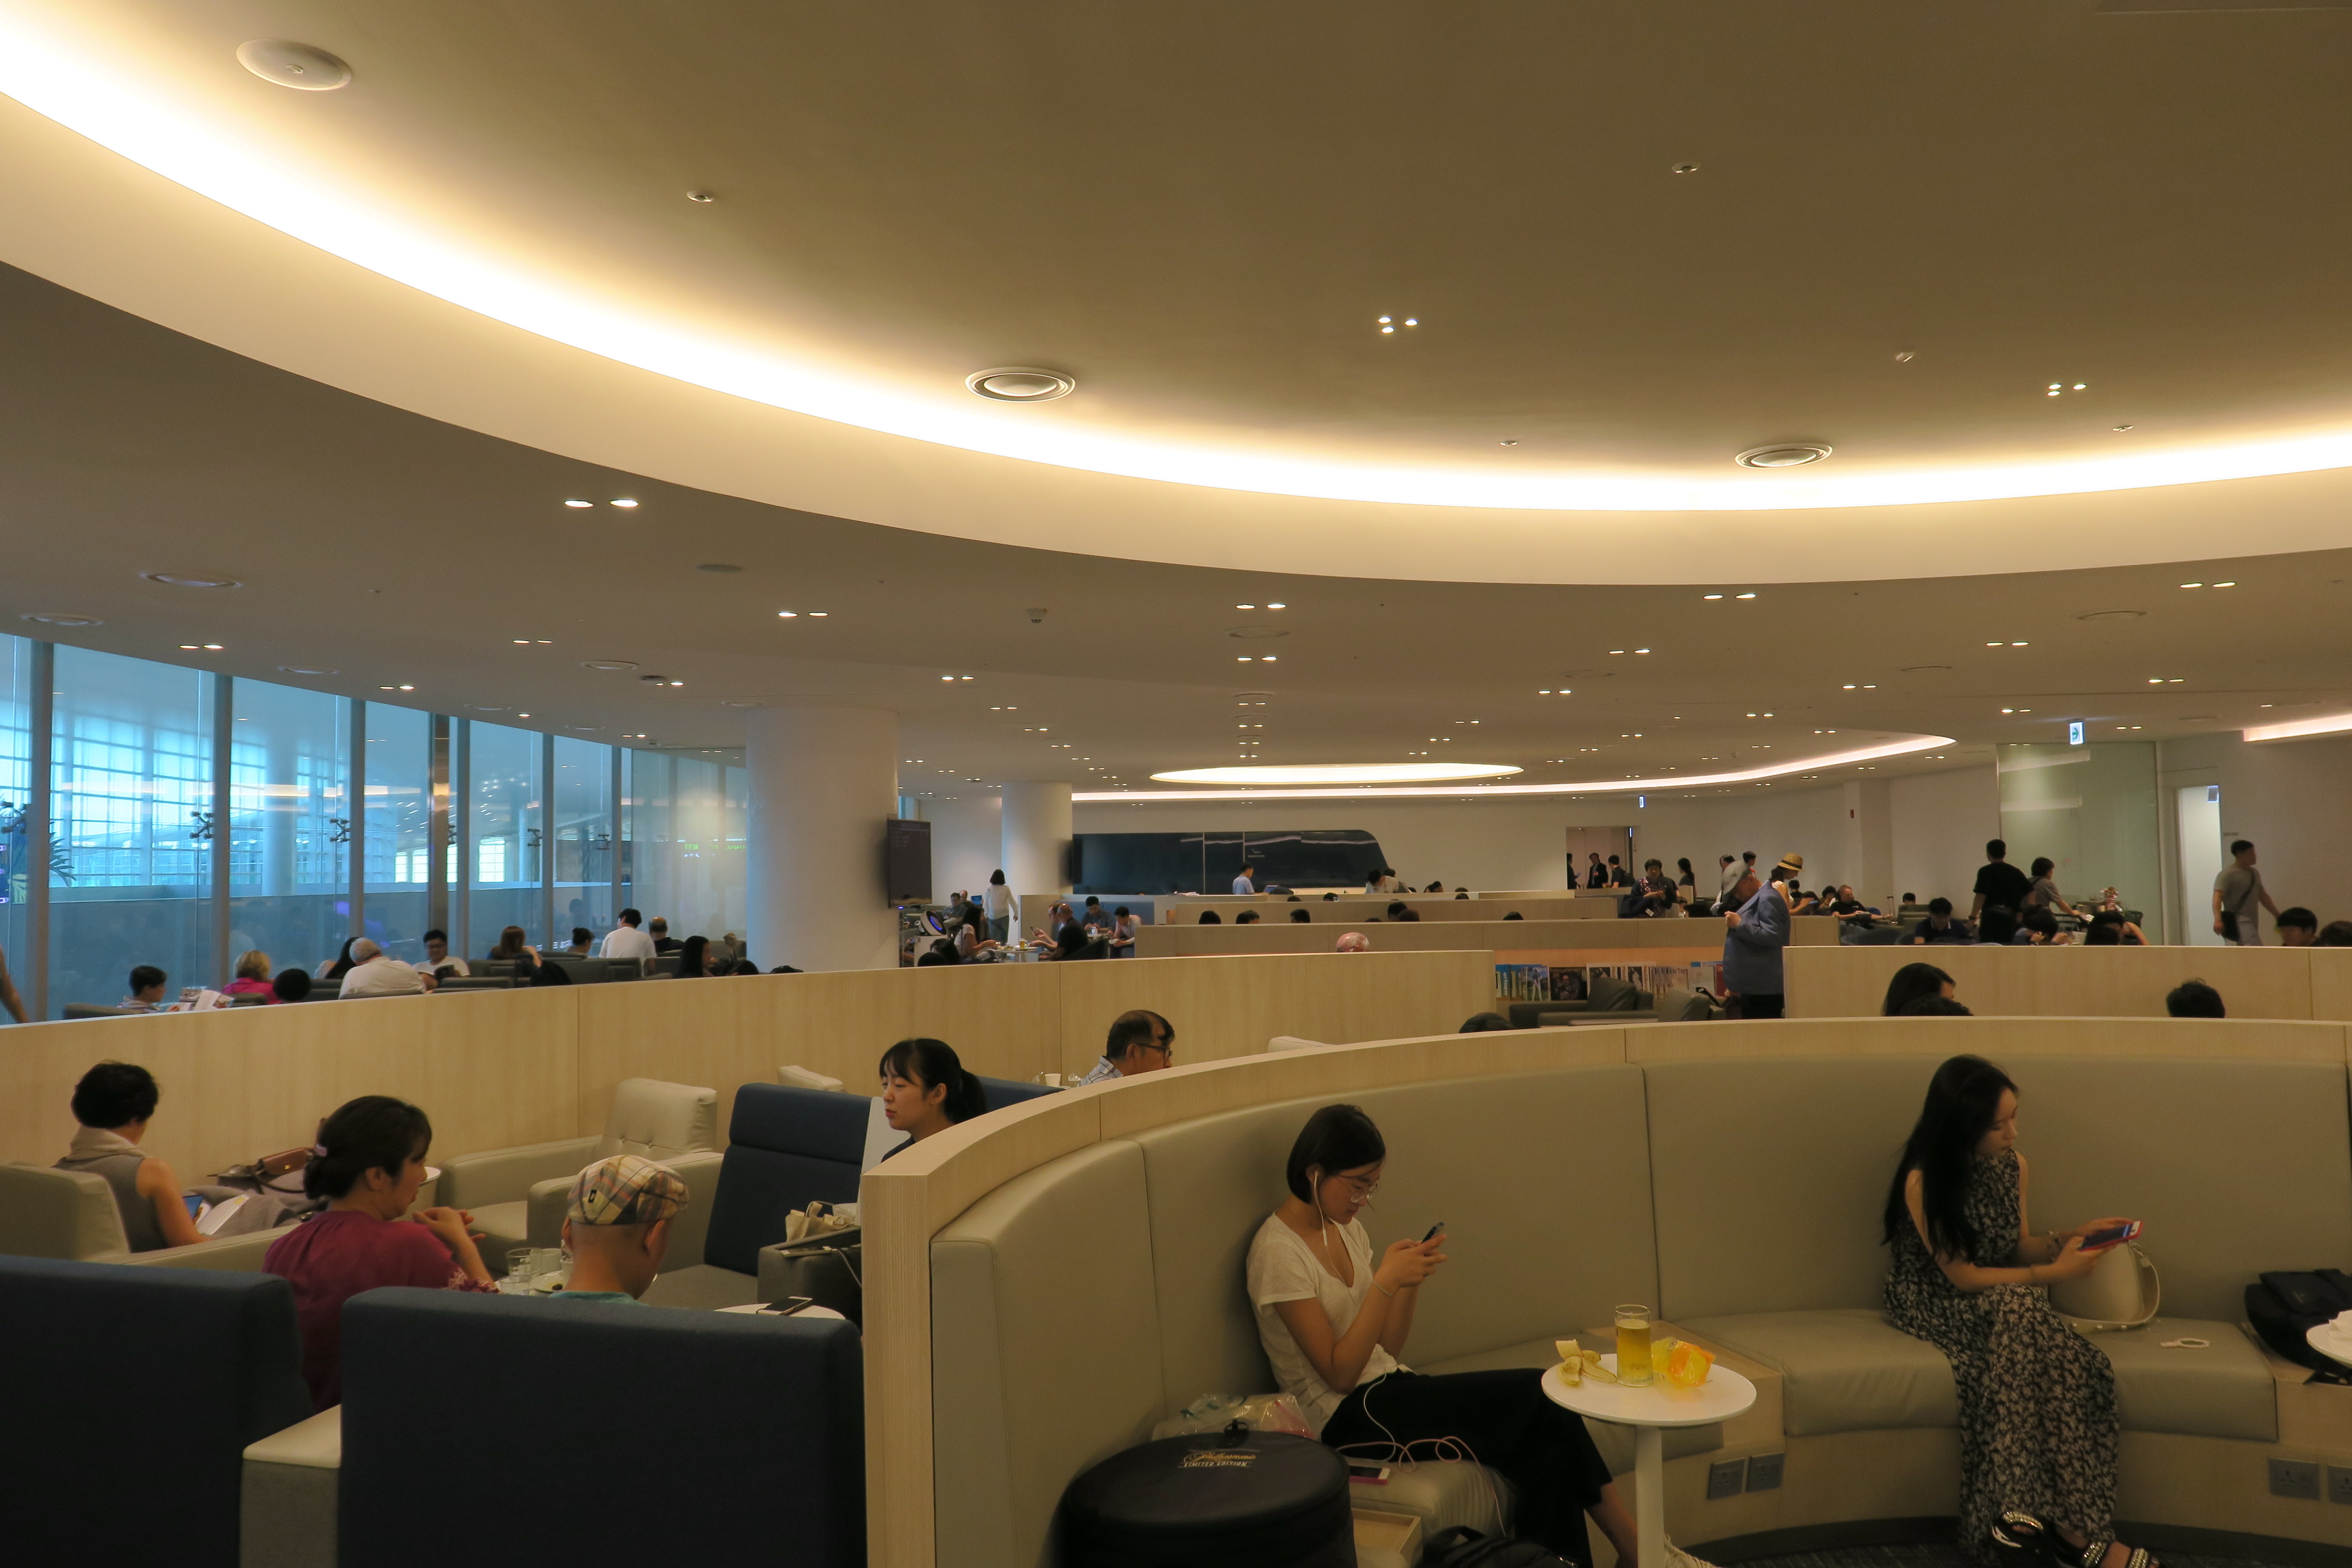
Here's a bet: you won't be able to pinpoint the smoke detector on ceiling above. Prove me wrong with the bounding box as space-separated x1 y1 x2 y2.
1734 443 1833 469
968 368 1075 402
236 40 352 91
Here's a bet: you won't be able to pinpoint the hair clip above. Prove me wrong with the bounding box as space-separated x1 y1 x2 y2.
311 1144 330 1158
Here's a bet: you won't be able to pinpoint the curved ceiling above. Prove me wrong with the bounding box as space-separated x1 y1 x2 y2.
2 0 2351 583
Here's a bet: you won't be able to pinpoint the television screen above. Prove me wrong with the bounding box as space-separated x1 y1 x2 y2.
885 819 932 903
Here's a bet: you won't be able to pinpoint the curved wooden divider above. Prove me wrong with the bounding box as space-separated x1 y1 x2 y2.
1787 944 2352 1022
861 1014 2352 1568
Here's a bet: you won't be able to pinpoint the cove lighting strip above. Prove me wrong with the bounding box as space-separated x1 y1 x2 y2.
2243 713 2352 744
1076 735 1956 802
6 20 2352 513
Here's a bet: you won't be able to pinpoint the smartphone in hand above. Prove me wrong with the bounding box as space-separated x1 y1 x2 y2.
2080 1220 2141 1250
1421 1221 1446 1243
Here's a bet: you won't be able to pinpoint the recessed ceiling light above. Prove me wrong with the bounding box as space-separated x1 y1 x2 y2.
609 498 638 508
235 39 350 91
686 189 717 203
1734 444 1831 469
278 665 336 675
563 499 592 508
966 368 1075 402
1499 440 1519 446
1672 162 1700 174
1735 592 1758 600
22 612 101 627
2113 425 2134 432
2180 582 2203 588
178 643 200 650
202 643 223 650
2213 581 2237 588
582 660 639 672
1703 593 1723 600
1267 602 1286 609
142 572 241 589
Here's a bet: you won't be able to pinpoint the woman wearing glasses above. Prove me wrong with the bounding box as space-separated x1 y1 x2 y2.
1246 1105 1657 1567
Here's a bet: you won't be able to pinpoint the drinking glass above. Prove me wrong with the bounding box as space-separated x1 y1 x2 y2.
505 1247 534 1285
1614 1302 1654 1387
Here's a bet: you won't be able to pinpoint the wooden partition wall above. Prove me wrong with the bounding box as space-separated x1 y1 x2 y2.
1787 944 2352 1021
1157 895 1620 924
1135 916 1841 959
0 951 1493 1185
862 1013 2352 1568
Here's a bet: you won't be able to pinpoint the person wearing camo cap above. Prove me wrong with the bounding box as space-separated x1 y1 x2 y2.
552 1154 689 1305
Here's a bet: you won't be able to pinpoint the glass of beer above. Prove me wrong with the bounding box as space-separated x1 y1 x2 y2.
1615 1302 1654 1387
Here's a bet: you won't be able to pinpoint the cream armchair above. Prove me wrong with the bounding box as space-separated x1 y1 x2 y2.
435 1078 720 1266
0 1163 282 1270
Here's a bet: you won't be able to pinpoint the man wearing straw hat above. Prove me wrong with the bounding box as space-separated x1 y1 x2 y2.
1723 853 1802 1021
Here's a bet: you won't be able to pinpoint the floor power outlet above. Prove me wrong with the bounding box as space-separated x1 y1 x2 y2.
2271 1458 2321 1501
1705 1460 1746 1500
2328 1465 2352 1506
1745 1452 1785 1491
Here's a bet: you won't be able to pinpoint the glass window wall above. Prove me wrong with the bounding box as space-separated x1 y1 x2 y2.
553 735 614 948
0 637 31 1009
623 751 747 950
467 721 544 956
364 704 435 964
226 680 352 980
48 647 216 1013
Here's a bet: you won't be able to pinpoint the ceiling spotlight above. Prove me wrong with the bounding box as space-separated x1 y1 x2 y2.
1500 440 1519 447
778 610 798 618
1380 325 1394 334
2073 384 2087 391
686 190 717 203
22 612 101 627
966 367 1075 402
1734 443 1831 469
2113 425 2134 432
1894 351 1915 362
141 572 241 589
2180 582 2203 589
2213 581 2237 588
1703 593 1724 600
609 499 638 508
809 611 828 616
563 499 592 508
236 39 351 91
1672 163 1700 174
398 684 415 692
1734 591 1757 600
1236 603 1255 609
1267 602 1286 609
178 644 199 650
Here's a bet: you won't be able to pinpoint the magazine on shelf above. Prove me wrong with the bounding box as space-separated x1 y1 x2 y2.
1492 963 1550 1001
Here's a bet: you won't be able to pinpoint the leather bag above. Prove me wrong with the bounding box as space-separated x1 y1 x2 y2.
2049 1243 2160 1330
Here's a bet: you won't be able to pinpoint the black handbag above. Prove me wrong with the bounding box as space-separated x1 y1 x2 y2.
760 1234 864 1325
1425 1525 1581 1568
2245 1268 2352 1373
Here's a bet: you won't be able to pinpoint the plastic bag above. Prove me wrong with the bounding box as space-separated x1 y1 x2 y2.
1149 1391 1312 1441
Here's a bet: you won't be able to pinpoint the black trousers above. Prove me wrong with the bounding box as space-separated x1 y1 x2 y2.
1321 1369 1611 1562
1739 991 1785 1020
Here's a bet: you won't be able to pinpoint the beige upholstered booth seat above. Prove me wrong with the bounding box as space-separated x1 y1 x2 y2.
437 1077 720 1265
931 1065 1715 1567
0 1162 282 1270
901 1025 2352 1568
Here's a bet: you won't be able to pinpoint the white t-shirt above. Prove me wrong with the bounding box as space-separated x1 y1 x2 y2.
340 957 424 998
1232 875 1256 894
600 925 656 961
983 884 1012 918
1246 1213 1400 1433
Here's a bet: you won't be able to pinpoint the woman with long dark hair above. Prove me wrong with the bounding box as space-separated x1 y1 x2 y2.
264 1096 497 1408
877 1038 986 1155
1246 1105 1645 1568
1882 962 1957 1017
676 934 713 977
1882 1057 2149 1567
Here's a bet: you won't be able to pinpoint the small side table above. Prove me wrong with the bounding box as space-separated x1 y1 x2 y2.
1542 1354 1756 1565
2305 1323 2352 1370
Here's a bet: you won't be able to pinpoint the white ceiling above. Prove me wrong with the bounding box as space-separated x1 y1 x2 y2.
0 258 2345 802
3 0 2352 585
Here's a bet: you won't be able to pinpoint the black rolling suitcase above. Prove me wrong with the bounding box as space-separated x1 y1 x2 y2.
1060 1427 1354 1568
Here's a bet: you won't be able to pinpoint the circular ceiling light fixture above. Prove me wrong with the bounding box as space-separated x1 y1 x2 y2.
581 659 639 671
141 572 242 588
1734 443 1833 469
966 368 1075 403
2073 609 2147 622
235 40 351 91
276 665 338 676
21 612 101 627
1152 762 1523 786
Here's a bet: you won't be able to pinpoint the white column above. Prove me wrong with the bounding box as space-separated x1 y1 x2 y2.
745 707 899 972
1000 781 1073 911
1843 778 1895 905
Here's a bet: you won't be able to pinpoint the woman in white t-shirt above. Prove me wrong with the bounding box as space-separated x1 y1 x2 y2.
983 871 1014 945
1245 1106 1640 1566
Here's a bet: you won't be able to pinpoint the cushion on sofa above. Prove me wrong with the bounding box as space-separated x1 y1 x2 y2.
1679 1309 1959 1436
2095 1318 2275 1442
704 1084 869 1274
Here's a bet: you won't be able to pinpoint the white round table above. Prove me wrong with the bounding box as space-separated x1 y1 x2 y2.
1542 1353 1755 1566
2305 1323 2352 1368
717 1302 848 1319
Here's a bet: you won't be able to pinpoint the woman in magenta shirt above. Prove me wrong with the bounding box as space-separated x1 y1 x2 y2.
221 949 279 1003
265 1095 497 1408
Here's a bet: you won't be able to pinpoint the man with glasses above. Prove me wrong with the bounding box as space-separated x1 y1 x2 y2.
1074 1009 1176 1085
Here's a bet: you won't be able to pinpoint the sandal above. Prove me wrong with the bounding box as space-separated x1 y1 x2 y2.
1989 1512 2060 1563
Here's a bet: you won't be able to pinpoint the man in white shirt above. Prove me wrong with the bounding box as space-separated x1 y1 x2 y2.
600 909 656 962
1232 864 1257 895
340 938 428 998
419 929 470 979
1074 1011 1176 1085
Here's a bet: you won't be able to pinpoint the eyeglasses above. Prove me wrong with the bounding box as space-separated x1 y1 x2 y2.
1333 1174 1380 1198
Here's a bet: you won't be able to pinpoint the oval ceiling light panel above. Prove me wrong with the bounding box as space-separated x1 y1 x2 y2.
140 572 242 588
21 612 101 626
966 368 1076 402
276 665 338 675
1734 444 1833 469
581 659 639 671
235 40 351 92
1152 762 1523 785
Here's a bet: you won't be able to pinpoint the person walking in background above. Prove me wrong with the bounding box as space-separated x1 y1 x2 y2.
1724 854 1798 1019
983 870 1013 944
1969 840 2032 930
2214 840 2281 946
